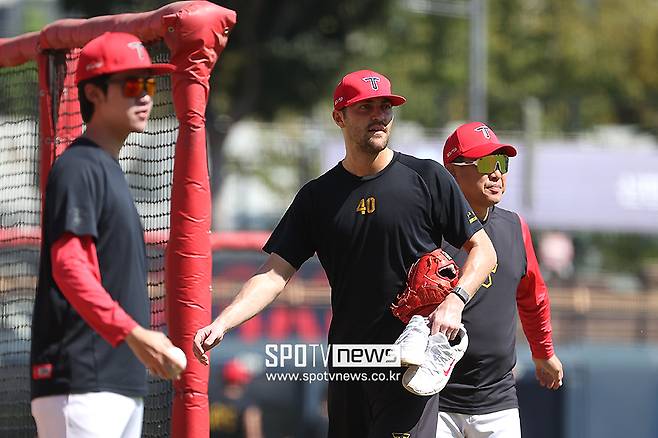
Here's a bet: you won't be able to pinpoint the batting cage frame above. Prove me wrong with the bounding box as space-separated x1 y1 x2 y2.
0 1 236 436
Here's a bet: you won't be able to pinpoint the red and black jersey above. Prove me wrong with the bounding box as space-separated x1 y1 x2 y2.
439 205 554 415
31 138 149 399
264 151 482 345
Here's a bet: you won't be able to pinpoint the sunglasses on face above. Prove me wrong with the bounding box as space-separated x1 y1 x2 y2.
452 154 509 174
108 76 157 98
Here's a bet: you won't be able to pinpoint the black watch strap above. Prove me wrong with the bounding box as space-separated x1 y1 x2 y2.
451 286 470 304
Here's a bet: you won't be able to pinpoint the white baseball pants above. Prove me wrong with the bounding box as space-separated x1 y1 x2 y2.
31 392 143 438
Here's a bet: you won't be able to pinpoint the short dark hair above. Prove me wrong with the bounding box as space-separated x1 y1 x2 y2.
77 74 110 123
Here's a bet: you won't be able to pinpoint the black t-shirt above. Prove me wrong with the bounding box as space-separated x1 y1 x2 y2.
210 391 250 438
439 206 527 415
31 138 149 399
264 152 481 345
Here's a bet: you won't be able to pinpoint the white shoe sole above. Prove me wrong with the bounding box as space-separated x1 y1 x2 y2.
402 327 469 396
400 350 426 367
402 366 440 396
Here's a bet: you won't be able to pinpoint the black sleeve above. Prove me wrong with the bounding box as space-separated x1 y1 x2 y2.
45 157 104 243
262 182 316 270
429 163 482 249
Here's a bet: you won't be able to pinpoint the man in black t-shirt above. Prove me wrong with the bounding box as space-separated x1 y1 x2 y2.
194 70 497 437
31 32 183 438
415 122 563 437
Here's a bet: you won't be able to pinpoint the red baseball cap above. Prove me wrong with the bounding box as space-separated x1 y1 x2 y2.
443 122 517 164
222 359 252 385
333 69 406 110
76 32 175 84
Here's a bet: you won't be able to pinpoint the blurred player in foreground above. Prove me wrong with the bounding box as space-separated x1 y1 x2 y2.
194 70 497 437
30 32 184 438
418 122 564 437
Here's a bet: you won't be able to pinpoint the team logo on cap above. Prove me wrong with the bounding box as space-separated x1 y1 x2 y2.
362 76 380 90
127 41 146 60
474 125 492 139
85 61 104 71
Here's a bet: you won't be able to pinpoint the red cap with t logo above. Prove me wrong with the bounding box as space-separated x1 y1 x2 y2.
76 32 175 84
443 122 517 164
333 69 406 110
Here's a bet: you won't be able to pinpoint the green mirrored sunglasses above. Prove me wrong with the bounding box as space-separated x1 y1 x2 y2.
453 154 509 174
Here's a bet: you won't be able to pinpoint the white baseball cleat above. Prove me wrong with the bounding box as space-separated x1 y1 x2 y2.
402 325 468 396
394 315 431 366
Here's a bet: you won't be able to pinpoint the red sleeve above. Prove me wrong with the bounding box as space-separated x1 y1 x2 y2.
51 233 138 347
516 215 555 360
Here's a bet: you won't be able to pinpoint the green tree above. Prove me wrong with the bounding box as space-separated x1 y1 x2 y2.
344 0 658 135
338 2 470 128
204 1 391 199
488 0 658 134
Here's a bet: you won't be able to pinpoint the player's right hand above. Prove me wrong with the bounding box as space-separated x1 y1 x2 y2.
193 321 225 366
428 293 465 340
533 354 564 390
125 326 179 380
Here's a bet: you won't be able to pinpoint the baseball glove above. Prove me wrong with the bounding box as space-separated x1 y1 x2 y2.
391 249 460 323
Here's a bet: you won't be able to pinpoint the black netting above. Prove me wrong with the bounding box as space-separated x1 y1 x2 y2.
137 41 177 438
0 62 40 437
0 38 178 437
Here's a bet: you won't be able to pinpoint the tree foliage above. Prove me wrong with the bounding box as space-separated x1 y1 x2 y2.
345 0 658 135
58 0 391 120
57 0 658 133
208 1 393 120
489 0 658 134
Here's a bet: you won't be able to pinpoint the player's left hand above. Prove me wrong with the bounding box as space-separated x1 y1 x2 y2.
428 293 465 340
532 354 563 390
193 320 226 366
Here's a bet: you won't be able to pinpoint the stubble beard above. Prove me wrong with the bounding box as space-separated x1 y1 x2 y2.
356 132 389 156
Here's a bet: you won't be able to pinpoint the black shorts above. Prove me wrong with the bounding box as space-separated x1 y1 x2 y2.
327 369 430 438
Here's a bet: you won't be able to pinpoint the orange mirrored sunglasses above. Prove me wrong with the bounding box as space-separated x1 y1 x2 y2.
109 76 156 97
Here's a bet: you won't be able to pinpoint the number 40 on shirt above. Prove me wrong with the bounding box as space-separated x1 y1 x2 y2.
356 197 376 215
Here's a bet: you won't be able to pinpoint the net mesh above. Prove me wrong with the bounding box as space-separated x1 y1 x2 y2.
0 40 178 436
0 61 40 437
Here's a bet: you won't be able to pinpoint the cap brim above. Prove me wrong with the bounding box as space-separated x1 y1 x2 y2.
148 63 176 75
344 94 407 109
103 63 176 78
460 143 517 159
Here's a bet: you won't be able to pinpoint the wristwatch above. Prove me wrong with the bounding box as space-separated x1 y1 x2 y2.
451 286 470 305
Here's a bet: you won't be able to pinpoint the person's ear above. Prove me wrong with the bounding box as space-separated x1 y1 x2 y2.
84 83 105 105
332 109 345 128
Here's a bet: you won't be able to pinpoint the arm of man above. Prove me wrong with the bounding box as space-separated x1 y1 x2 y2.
244 405 264 438
52 232 179 379
429 228 497 338
193 253 296 365
516 215 563 390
